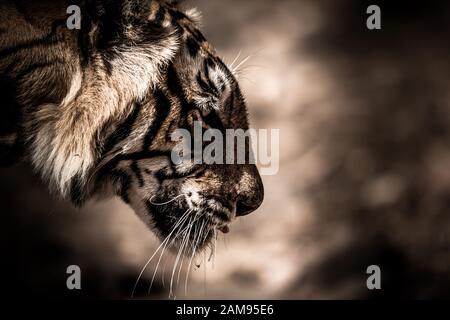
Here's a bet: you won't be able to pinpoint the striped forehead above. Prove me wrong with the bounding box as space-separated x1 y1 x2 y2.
145 2 235 111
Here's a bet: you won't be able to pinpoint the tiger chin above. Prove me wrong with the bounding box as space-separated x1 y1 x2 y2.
0 0 264 254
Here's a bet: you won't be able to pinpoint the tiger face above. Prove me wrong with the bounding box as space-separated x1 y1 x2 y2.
89 2 264 252
1 0 263 255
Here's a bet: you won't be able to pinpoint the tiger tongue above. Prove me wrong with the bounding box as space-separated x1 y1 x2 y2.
218 225 230 234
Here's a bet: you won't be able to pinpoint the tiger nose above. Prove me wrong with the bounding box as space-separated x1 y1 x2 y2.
235 197 263 217
235 169 264 217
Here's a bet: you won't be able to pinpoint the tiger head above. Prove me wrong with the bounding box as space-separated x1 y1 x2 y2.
19 0 263 254
81 1 264 252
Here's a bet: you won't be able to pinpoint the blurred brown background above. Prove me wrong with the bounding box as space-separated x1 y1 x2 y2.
2 0 450 299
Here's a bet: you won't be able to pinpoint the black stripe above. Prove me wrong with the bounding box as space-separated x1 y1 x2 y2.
97 148 198 186
154 169 167 184
206 57 216 69
168 8 187 22
166 63 194 114
154 163 205 183
101 101 142 156
203 60 219 96
217 77 226 92
190 28 206 43
186 36 200 58
203 109 226 133
166 63 183 97
196 72 212 93
130 161 145 188
96 149 169 181
154 5 166 26
142 88 172 149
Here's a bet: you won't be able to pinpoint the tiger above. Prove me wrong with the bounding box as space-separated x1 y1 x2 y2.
0 0 264 255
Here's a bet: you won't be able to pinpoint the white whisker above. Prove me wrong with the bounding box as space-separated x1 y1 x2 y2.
149 193 185 205
232 54 251 75
131 208 191 298
184 219 206 295
169 217 191 298
147 209 190 295
176 215 195 287
229 50 241 70
131 233 171 298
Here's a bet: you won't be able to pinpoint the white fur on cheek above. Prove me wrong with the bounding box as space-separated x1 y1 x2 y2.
30 69 86 197
181 181 201 210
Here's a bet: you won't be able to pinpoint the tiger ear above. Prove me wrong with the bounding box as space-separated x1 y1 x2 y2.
184 7 202 25
166 0 202 26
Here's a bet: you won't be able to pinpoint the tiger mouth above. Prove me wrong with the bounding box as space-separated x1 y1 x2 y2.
217 225 230 234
